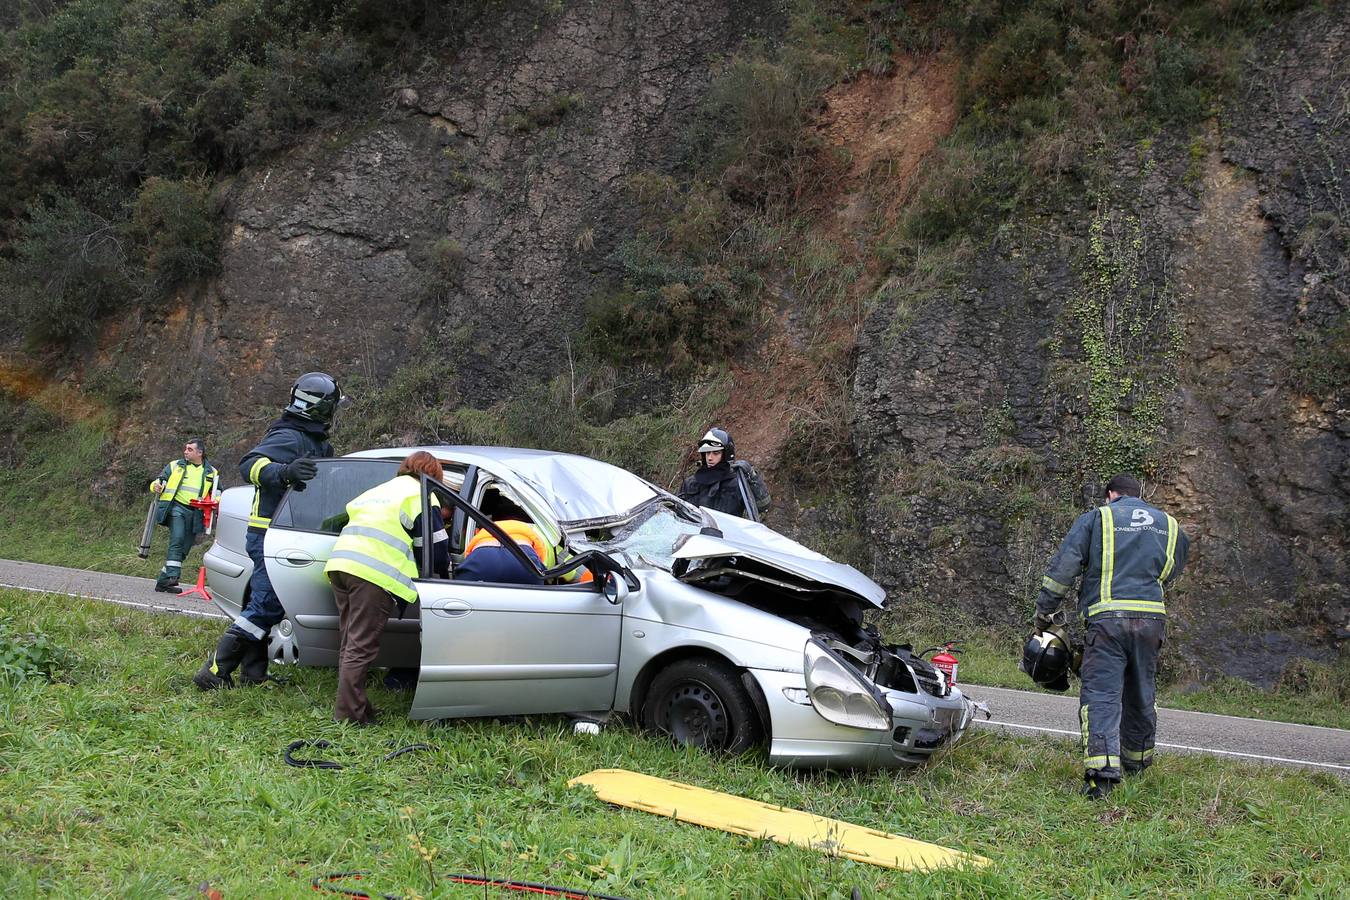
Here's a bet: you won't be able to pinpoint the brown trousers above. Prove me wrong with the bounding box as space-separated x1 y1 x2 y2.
328 570 394 724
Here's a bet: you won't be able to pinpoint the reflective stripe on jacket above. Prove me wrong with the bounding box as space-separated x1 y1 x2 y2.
154 459 219 506
238 413 333 530
324 476 443 604
1037 496 1189 621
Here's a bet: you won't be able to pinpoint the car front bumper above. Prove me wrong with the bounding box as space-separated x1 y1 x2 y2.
752 668 977 769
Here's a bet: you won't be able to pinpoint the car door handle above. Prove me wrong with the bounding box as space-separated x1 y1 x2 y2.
428 600 472 618
278 550 315 567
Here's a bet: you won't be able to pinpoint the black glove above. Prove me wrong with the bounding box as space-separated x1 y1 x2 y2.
1033 612 1054 634
283 457 318 485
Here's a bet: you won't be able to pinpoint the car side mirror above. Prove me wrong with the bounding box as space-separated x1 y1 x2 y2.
602 570 630 605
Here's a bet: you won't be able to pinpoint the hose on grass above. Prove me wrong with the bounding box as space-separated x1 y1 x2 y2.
284 740 433 770
311 870 630 899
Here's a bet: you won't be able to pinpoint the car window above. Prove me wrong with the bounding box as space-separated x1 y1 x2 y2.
443 482 595 587
271 460 468 534
270 459 398 533
466 482 557 545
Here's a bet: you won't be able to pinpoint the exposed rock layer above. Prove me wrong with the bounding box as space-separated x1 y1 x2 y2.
854 10 1348 680
123 0 778 441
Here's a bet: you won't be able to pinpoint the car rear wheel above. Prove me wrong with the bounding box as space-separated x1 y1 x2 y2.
642 658 761 755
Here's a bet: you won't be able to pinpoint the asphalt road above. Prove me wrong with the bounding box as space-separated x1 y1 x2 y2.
0 558 226 622
3 558 1347 777
962 684 1350 776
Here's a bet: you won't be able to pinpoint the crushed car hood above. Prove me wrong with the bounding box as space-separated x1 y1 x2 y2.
672 510 887 609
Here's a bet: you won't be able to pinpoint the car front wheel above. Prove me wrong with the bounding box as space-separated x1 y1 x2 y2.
642 658 762 755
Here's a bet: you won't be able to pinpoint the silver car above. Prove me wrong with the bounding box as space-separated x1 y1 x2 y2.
203 446 979 768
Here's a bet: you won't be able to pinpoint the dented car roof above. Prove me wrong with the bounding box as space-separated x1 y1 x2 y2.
346 445 663 523
346 445 887 609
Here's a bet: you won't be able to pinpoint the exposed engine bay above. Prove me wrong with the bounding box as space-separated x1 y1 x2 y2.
673 555 949 699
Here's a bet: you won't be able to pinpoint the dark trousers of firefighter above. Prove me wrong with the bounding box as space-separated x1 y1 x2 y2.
226 530 287 642
328 570 394 724
156 504 194 589
1078 616 1165 780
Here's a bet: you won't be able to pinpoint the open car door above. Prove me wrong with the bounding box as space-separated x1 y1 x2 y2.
410 478 624 720
265 458 470 666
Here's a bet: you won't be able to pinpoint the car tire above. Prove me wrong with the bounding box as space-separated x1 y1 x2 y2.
642 658 762 755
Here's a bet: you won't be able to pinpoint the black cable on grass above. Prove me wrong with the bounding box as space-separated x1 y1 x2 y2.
284 740 433 769
311 871 398 899
286 739 343 769
382 743 432 761
445 873 629 898
311 871 630 899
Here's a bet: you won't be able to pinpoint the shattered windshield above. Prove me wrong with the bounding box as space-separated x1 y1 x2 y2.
574 499 705 571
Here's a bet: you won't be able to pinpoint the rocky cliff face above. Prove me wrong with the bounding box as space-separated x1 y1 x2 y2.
853 9 1348 680
113 0 776 450
74 2 1345 679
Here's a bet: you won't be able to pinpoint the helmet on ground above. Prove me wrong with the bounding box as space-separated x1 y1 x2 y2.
1020 626 1073 692
286 372 347 424
696 427 735 460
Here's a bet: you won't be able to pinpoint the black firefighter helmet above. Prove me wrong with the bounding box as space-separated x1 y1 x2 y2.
1021 625 1074 692
286 372 348 425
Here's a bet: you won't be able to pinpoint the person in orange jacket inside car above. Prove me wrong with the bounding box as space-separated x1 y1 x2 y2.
457 494 591 585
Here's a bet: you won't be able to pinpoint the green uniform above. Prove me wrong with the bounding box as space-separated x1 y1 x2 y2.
152 458 219 589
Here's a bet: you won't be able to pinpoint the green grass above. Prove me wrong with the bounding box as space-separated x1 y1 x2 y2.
2 591 1347 898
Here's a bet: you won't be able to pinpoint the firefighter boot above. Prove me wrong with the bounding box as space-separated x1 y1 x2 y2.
193 632 246 690
1081 774 1117 800
238 638 276 686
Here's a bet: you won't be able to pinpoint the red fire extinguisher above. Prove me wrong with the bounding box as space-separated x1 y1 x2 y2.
926 641 962 686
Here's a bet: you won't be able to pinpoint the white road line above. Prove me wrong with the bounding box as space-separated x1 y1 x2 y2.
966 685 1350 735
976 719 1350 772
0 582 226 620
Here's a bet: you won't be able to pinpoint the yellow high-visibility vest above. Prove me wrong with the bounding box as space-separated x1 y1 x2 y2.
324 476 439 603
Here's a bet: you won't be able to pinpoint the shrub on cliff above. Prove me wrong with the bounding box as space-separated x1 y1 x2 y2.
0 0 492 346
130 177 220 291
0 192 135 344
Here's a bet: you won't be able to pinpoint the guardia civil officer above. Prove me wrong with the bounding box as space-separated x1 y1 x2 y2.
194 372 346 690
1034 474 1189 799
678 427 771 521
150 438 219 594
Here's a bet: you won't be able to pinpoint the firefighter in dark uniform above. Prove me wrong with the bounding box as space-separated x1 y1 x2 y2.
678 427 771 521
194 372 346 690
1034 473 1190 799
150 438 219 593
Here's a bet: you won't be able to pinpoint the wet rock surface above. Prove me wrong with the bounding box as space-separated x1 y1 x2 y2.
123 0 779 456
854 8 1348 677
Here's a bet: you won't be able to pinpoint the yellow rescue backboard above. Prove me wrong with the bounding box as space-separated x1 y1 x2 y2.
568 769 989 872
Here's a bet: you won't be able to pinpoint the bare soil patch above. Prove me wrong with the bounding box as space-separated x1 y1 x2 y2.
713 55 958 468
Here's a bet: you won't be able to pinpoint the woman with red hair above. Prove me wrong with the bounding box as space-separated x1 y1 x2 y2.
323 451 449 724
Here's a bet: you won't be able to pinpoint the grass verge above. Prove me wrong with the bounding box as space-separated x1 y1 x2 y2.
2 591 1347 898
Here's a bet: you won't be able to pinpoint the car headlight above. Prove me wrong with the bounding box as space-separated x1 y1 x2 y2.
803 639 893 731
